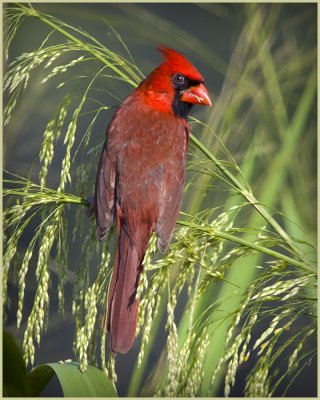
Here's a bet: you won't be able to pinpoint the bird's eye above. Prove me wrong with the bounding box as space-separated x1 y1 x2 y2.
173 73 185 85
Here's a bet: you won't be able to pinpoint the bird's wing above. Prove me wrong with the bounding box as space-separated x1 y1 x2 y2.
155 159 186 252
95 139 116 240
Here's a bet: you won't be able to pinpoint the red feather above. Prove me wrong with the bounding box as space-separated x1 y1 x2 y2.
94 46 211 354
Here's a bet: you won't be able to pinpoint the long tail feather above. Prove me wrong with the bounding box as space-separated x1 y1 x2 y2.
106 223 150 354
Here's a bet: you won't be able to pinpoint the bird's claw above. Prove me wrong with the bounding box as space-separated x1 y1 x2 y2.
86 196 95 217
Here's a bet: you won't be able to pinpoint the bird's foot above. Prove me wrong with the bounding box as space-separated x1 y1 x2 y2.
86 196 95 217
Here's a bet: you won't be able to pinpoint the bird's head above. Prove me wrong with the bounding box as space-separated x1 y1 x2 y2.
139 46 212 119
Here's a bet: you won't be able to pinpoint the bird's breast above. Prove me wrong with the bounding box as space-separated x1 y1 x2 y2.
113 106 185 186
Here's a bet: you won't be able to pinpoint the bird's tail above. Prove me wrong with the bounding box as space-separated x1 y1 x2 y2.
105 222 151 354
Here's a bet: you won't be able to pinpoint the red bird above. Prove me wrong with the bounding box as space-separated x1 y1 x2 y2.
95 46 211 354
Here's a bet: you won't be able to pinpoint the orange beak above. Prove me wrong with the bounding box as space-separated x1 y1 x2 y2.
180 83 212 106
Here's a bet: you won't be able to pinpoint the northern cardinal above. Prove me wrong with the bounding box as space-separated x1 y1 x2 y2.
95 46 211 354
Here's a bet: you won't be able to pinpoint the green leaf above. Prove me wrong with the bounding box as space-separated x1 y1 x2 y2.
28 364 55 396
28 361 118 397
3 331 32 396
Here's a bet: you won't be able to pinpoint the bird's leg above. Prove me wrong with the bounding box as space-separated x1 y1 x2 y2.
86 196 95 217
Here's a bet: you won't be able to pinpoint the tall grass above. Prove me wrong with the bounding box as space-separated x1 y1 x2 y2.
3 3 316 397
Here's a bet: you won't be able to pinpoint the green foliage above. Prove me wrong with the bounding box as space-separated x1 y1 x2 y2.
3 3 316 397
3 331 32 396
4 331 117 397
29 361 117 397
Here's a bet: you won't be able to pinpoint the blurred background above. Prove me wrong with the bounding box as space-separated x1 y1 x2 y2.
4 3 317 397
